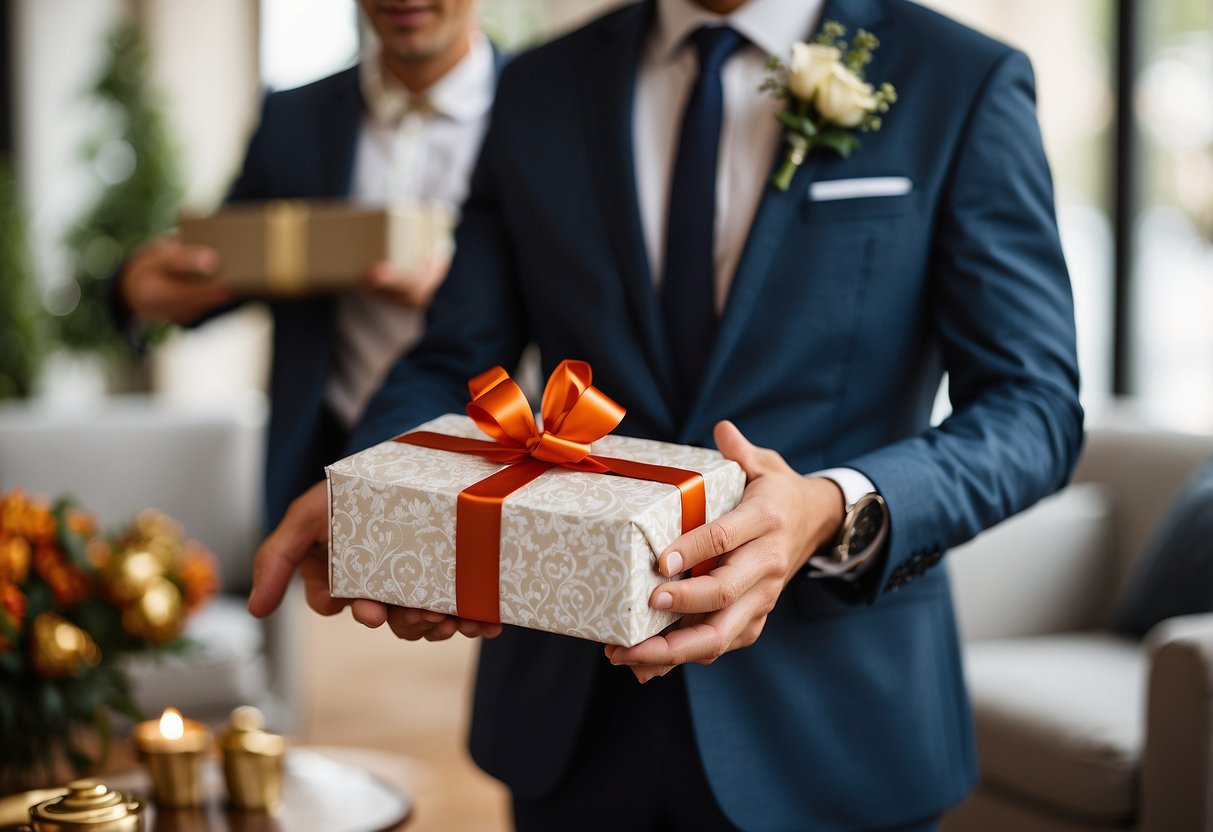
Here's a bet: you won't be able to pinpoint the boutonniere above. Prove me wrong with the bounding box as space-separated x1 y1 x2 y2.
762 21 898 191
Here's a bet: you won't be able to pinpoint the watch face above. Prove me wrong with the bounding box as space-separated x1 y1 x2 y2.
845 496 887 554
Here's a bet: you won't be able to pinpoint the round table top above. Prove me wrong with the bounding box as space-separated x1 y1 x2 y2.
1 747 411 832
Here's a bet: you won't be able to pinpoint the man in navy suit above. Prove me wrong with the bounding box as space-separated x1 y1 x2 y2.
250 0 1083 828
110 0 495 529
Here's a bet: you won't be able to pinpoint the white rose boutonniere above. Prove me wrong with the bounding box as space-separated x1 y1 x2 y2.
763 21 897 191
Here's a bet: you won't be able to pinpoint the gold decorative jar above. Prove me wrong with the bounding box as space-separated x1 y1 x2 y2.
25 780 143 832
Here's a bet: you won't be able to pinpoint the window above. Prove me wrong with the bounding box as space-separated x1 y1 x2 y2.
259 0 359 91
1132 0 1213 431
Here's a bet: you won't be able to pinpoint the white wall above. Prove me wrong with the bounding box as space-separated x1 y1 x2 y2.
140 0 260 211
13 0 124 301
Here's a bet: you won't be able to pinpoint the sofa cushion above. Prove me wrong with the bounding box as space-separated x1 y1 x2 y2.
1111 457 1213 637
950 483 1114 641
122 594 267 721
964 633 1143 824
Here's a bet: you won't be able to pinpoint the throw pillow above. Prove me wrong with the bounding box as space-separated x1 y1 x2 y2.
1111 457 1213 637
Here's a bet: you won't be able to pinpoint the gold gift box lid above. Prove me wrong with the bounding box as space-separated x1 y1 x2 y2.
178 199 457 296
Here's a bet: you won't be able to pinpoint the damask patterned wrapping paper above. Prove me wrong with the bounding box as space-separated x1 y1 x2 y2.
327 414 746 646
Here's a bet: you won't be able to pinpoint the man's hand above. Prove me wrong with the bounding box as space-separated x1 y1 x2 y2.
247 481 502 641
361 255 449 308
603 420 846 683
248 482 346 619
119 237 233 325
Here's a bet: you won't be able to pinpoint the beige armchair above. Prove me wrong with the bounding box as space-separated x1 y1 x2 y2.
942 424 1213 832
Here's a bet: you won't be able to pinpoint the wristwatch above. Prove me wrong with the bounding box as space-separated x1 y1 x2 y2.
809 492 889 576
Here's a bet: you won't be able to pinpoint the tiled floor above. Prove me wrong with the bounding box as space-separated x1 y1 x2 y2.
300 607 511 832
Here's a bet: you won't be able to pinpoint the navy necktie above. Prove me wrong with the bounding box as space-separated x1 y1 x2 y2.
661 25 746 411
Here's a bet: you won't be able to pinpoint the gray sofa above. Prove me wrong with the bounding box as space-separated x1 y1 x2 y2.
944 424 1213 831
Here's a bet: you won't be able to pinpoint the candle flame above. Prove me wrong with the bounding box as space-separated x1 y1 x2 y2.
159 707 185 740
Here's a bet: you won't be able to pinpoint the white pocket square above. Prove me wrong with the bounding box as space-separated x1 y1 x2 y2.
808 177 913 202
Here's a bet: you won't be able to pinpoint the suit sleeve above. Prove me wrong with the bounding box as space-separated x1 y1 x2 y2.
844 49 1084 602
349 91 530 453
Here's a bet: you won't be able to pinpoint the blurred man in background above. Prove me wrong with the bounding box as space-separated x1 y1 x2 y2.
110 0 497 528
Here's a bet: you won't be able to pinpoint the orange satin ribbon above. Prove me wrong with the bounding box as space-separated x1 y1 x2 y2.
394 360 709 624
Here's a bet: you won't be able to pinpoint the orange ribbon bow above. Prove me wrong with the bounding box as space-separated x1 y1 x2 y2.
395 360 708 624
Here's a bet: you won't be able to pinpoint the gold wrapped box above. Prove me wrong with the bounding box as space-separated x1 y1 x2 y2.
178 199 456 295
327 414 746 647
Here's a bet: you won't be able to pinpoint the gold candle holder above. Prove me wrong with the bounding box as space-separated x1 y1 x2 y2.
219 706 286 812
132 708 212 809
26 779 144 831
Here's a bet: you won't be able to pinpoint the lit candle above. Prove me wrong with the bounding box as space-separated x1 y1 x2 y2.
133 707 213 808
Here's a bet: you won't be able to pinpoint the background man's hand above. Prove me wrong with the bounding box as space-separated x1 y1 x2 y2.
119 237 233 325
604 420 846 683
361 255 449 308
247 480 501 642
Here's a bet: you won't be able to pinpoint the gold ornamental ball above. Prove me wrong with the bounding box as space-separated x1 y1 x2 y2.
121 576 184 643
29 612 102 678
131 510 185 571
107 549 167 603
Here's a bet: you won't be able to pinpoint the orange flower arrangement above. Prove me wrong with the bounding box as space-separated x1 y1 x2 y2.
0 488 220 787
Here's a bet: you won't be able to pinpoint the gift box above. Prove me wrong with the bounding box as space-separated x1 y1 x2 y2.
326 364 746 646
178 199 456 295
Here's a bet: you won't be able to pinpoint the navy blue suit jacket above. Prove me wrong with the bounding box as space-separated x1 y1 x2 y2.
353 1 1083 828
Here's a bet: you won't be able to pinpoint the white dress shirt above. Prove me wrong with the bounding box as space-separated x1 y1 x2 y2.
634 0 821 311
633 0 877 513
325 32 495 429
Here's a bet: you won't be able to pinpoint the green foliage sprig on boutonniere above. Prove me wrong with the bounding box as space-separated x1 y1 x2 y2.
761 21 898 191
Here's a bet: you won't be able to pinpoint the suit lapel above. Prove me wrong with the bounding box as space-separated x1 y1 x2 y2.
580 1 680 418
321 67 364 197
685 0 887 433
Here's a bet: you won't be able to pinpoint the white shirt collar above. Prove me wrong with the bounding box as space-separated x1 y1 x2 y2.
360 31 495 126
653 0 825 65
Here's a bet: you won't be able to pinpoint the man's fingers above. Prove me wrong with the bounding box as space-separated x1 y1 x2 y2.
248 483 328 618
610 599 757 667
386 607 439 640
713 420 768 479
364 260 394 288
609 623 721 667
455 617 500 638
383 607 501 641
164 244 219 276
299 550 347 616
248 535 306 618
362 256 449 308
629 664 675 684
648 553 769 615
351 599 389 627
424 618 460 641
656 498 776 576
158 281 234 324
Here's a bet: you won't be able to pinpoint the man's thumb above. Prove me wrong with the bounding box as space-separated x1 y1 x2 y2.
713 420 763 478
